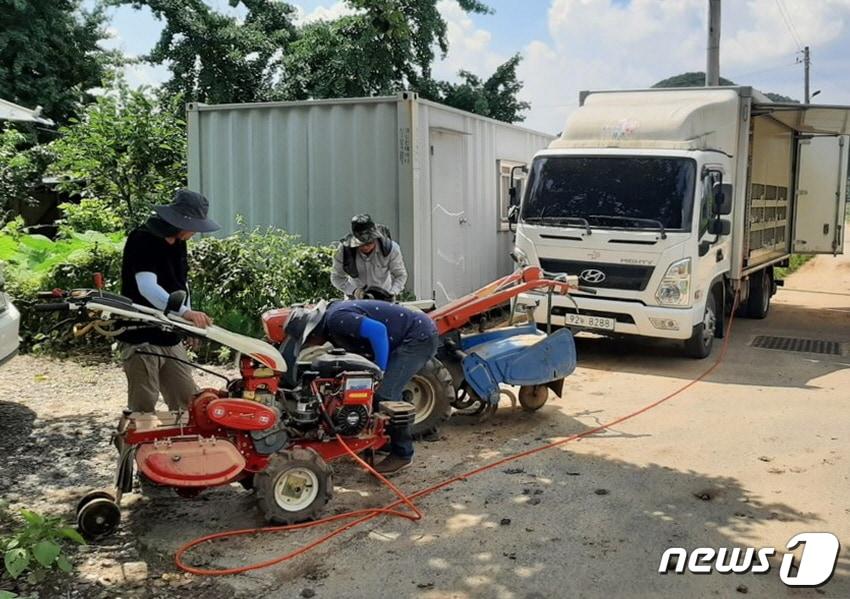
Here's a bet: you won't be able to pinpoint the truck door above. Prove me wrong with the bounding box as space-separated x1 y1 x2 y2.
792 135 848 254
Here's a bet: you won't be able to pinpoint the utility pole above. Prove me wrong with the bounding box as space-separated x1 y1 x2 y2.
803 46 811 102
706 0 721 86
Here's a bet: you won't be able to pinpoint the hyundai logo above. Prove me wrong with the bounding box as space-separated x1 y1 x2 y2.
580 268 606 284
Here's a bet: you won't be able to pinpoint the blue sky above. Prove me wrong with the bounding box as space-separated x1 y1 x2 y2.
95 0 850 133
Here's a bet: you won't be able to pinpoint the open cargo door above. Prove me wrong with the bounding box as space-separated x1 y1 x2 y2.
793 135 847 254
753 102 850 255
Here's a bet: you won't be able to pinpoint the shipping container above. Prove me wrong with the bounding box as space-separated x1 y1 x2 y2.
187 92 554 303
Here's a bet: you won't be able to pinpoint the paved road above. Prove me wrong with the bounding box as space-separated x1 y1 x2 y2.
140 246 850 599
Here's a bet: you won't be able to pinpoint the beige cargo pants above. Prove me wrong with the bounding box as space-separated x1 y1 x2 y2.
120 342 199 412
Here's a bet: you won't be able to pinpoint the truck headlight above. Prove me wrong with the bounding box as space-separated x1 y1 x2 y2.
655 258 691 306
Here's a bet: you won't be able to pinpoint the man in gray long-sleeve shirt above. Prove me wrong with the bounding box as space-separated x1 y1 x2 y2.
331 214 408 300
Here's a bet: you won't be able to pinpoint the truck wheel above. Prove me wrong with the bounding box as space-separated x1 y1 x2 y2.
684 292 717 359
254 449 333 524
404 358 453 438
518 385 549 411
745 268 772 319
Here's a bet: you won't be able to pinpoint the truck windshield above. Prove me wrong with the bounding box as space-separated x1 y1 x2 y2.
521 156 696 231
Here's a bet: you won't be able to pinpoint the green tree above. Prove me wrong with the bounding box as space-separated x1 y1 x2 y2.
0 0 115 124
763 92 798 103
414 54 530 123
115 0 297 104
48 82 187 229
652 72 736 88
653 72 799 103
0 126 55 224
277 0 491 100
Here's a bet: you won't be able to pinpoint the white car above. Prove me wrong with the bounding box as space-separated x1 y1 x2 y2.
0 287 20 365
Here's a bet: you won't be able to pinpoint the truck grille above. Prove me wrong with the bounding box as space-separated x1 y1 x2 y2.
539 259 654 291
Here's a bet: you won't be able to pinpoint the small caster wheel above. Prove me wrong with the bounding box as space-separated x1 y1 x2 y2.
76 497 121 540
75 490 115 516
518 385 549 412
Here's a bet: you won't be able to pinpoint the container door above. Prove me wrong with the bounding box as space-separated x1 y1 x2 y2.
793 135 848 254
430 129 468 304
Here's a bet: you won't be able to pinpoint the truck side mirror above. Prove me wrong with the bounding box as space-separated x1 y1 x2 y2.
508 187 518 206
507 205 519 232
709 218 731 236
714 182 733 215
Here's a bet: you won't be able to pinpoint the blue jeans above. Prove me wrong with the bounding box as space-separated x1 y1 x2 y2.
375 335 439 459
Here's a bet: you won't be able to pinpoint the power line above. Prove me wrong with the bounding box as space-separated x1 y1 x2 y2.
727 59 798 81
774 0 803 50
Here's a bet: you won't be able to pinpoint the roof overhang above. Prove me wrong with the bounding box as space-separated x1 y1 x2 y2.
0 99 54 126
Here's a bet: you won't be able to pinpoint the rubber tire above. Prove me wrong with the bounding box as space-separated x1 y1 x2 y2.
406 358 453 438
76 498 121 540
76 490 116 516
684 291 717 359
254 449 333 525
518 385 549 411
745 268 772 320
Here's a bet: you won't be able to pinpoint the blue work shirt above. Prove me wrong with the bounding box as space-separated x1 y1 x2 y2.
322 301 437 368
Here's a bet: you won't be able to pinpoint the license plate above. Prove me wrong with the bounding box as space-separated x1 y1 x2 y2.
562 313 616 331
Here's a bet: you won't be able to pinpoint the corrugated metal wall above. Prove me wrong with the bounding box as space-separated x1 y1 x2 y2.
412 100 555 300
188 98 400 245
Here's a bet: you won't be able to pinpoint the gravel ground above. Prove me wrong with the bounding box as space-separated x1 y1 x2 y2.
0 352 542 599
0 353 238 599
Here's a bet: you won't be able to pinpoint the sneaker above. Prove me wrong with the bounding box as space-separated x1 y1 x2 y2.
374 454 413 475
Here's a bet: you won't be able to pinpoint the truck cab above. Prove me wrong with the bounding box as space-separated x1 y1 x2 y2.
513 87 849 358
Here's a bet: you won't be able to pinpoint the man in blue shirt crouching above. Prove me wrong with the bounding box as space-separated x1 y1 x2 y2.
280 300 439 475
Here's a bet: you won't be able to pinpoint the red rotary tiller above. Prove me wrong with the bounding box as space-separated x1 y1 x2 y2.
36 289 412 539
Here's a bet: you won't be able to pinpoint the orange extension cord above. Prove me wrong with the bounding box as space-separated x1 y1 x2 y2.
176 300 738 576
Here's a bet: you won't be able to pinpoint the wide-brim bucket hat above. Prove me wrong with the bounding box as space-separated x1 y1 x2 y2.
154 189 220 233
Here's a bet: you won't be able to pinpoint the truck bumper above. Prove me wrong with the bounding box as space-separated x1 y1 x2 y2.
526 293 697 341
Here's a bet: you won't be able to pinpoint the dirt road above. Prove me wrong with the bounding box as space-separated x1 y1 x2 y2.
2 246 849 598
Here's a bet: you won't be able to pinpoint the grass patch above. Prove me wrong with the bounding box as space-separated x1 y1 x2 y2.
775 254 813 280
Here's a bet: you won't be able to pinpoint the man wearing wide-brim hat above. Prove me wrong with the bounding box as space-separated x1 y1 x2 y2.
117 189 220 413
331 214 408 300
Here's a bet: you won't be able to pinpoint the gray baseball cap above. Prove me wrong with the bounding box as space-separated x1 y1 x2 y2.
154 189 220 233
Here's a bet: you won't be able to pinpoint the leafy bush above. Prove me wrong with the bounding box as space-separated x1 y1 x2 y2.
775 254 813 280
190 226 339 338
0 221 124 352
0 504 85 587
57 198 125 235
2 220 338 354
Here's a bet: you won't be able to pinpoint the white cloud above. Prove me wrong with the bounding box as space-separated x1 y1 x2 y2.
124 62 170 89
293 2 358 26
432 0 506 81
516 0 850 133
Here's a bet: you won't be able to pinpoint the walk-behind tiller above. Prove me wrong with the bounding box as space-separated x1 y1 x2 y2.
266 266 588 436
36 289 412 540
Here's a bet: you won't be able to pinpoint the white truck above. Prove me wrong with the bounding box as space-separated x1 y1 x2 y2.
511 87 849 358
